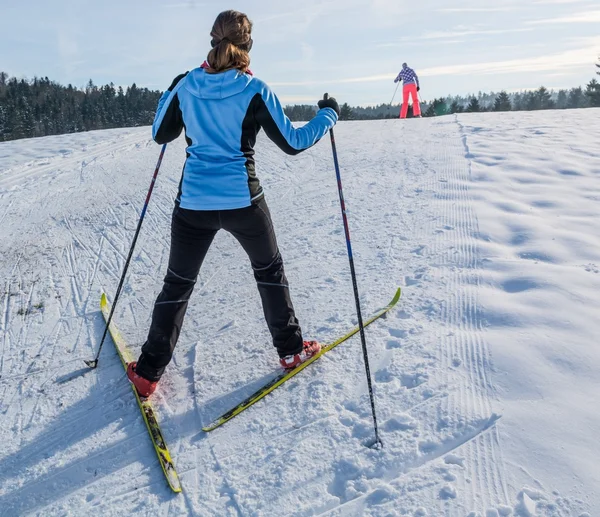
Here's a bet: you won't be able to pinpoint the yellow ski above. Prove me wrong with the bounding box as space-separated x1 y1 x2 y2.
100 293 182 493
202 288 401 432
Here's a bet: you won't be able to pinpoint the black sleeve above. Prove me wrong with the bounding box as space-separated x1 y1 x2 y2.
154 93 184 144
152 72 189 144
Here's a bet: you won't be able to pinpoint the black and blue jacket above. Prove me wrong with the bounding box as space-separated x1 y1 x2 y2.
152 66 338 210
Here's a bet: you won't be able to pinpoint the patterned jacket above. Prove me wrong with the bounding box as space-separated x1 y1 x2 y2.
394 66 420 87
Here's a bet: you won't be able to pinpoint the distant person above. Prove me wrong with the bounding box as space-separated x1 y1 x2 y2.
394 63 421 119
126 9 340 398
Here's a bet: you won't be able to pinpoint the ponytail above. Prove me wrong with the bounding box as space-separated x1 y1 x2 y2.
207 11 253 73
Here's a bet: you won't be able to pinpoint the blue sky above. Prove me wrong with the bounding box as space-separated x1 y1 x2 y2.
1 0 599 106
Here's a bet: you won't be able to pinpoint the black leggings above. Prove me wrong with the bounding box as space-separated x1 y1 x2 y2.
135 198 303 381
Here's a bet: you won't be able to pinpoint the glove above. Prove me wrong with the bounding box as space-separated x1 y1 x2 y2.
167 72 189 91
318 96 341 117
417 86 420 92
394 78 398 83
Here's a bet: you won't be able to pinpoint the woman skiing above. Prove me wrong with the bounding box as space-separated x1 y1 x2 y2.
394 62 421 119
127 10 341 397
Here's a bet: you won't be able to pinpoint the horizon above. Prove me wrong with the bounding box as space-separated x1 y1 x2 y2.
1 71 594 109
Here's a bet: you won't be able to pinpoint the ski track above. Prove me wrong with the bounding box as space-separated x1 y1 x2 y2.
0 113 597 516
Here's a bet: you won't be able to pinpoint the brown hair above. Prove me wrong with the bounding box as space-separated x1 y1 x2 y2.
207 10 253 73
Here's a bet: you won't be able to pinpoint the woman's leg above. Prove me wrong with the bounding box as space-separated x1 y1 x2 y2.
222 199 303 358
136 206 218 381
400 84 410 118
410 83 421 116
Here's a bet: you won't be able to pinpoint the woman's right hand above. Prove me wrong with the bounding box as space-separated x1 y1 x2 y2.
317 96 341 117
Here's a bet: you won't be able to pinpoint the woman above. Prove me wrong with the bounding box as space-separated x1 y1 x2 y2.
127 10 341 397
394 62 421 119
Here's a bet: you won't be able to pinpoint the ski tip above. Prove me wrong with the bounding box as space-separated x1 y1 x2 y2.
100 292 108 307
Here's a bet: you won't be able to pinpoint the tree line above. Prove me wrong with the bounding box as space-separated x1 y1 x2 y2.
421 80 599 118
0 58 598 141
0 72 162 142
286 82 599 122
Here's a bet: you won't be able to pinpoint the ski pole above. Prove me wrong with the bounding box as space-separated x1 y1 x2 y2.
323 93 382 449
85 143 167 369
390 82 400 106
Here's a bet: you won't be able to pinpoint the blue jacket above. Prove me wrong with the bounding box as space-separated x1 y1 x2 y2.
152 67 338 210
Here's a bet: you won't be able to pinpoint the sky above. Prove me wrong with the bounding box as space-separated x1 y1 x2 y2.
1 0 599 106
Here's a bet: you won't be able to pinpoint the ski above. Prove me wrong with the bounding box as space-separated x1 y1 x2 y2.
100 293 182 493
202 287 401 432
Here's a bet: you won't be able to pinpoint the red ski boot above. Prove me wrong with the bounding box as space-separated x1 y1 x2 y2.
279 340 322 370
126 362 158 398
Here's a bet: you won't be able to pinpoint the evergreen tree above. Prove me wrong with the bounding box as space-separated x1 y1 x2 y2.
431 98 448 116
525 91 539 110
449 100 463 113
284 104 316 121
585 79 600 107
535 86 554 109
493 91 511 111
339 102 353 120
0 104 6 140
466 97 480 112
556 89 568 109
512 92 524 111
16 96 35 138
567 87 586 108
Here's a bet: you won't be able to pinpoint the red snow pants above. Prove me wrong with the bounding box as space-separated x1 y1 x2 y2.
400 83 421 118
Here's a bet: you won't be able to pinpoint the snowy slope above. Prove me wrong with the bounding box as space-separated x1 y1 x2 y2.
0 109 598 517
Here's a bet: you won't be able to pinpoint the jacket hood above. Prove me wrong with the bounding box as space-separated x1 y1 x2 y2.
183 67 253 100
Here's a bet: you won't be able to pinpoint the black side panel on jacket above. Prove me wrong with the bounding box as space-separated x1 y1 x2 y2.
154 93 184 144
241 94 265 201
251 93 303 156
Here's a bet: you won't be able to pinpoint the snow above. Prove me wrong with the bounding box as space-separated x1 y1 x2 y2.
1 108 599 516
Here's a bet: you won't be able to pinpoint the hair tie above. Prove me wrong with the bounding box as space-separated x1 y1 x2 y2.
210 35 251 51
210 36 231 48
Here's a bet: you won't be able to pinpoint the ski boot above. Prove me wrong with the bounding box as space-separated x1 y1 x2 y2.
127 362 158 398
279 340 322 370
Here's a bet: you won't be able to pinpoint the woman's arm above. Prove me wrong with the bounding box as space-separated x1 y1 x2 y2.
152 73 188 144
253 84 338 155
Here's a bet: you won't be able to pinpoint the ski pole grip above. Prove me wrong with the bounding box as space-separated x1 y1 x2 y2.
324 92 329 100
